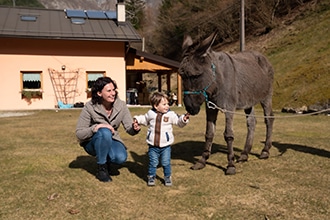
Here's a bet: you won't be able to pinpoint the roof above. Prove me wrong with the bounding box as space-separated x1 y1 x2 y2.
0 6 141 42
128 48 180 70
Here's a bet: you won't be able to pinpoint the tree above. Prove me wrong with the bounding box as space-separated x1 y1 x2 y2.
151 0 230 60
125 0 146 30
148 0 313 60
0 0 44 7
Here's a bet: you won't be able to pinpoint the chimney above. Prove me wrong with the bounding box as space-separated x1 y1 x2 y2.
116 0 125 25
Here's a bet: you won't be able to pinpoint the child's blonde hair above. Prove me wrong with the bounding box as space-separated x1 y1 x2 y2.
149 91 169 107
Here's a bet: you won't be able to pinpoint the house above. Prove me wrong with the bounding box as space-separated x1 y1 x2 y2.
0 3 146 110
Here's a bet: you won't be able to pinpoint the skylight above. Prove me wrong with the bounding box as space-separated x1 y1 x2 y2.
71 18 85 25
21 15 37 22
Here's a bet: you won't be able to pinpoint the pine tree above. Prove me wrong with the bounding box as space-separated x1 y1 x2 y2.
125 0 146 30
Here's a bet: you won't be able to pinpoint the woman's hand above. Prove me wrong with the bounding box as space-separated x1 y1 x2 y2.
133 119 141 131
94 124 115 134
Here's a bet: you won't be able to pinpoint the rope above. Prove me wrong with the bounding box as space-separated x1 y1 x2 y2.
183 63 329 119
207 101 330 119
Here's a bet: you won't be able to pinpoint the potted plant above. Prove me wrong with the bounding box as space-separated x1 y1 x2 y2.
20 89 43 103
86 88 92 98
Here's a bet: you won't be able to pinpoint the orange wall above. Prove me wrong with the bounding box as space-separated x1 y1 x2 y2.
0 38 127 110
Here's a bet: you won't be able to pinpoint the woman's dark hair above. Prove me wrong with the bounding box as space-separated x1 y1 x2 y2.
91 76 118 104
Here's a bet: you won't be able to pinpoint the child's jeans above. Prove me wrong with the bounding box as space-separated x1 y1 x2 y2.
148 145 171 177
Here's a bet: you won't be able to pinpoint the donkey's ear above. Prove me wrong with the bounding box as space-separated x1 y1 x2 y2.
182 35 193 50
197 31 218 57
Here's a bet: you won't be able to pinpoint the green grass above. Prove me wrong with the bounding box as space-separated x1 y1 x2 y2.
0 108 329 219
266 3 330 108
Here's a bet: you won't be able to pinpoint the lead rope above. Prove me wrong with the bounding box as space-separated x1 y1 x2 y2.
207 101 330 118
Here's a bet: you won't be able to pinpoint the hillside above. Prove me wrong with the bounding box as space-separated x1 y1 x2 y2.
269 7 329 110
218 2 329 110
251 3 328 110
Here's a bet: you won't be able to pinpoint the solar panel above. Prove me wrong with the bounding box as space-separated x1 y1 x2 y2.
65 9 117 21
86 10 107 19
65 9 87 18
105 11 117 19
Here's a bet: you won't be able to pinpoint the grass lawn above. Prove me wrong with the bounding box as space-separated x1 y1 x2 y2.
0 107 329 219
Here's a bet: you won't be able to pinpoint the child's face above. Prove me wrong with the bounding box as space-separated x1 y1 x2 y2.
154 97 169 113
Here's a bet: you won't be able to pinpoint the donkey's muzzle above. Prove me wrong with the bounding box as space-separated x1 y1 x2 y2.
185 105 200 115
183 95 201 115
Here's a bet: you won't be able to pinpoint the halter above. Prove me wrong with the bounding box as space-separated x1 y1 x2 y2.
183 63 216 102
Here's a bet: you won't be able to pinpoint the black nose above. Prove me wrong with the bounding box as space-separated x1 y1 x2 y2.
186 106 200 115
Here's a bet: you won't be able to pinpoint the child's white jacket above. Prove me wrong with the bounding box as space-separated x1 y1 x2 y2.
134 109 188 147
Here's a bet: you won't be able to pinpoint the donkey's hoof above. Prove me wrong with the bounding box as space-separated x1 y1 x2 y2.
190 162 205 170
225 166 236 175
237 154 248 163
259 151 269 159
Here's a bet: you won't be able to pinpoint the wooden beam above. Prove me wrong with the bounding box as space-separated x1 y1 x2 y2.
166 73 171 93
157 73 161 92
177 73 182 107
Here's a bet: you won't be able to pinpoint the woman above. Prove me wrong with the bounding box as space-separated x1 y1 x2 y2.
76 77 141 182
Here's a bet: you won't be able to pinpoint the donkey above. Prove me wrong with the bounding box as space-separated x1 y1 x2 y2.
179 32 274 175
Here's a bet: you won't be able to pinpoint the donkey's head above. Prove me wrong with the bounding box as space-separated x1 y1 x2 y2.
179 32 217 115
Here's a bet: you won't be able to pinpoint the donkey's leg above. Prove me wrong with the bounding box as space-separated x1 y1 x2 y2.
237 107 256 162
191 107 218 170
260 98 274 159
224 112 236 175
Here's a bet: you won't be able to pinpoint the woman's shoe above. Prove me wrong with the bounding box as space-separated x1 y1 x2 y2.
96 164 112 182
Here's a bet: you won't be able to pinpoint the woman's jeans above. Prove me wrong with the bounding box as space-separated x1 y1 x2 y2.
148 145 171 177
83 128 127 165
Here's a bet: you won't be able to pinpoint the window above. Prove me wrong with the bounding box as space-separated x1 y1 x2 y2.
86 72 105 98
21 71 43 100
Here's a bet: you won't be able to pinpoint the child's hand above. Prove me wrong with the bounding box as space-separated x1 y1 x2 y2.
183 113 190 121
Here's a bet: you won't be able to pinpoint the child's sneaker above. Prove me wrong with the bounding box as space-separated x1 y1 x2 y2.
147 176 155 186
164 176 172 186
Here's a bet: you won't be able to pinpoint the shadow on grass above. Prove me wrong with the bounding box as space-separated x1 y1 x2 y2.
68 155 123 177
125 151 149 182
126 141 252 180
69 155 96 176
171 141 253 173
272 141 330 158
69 140 281 182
